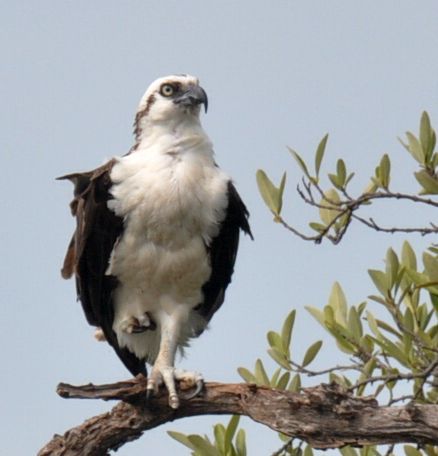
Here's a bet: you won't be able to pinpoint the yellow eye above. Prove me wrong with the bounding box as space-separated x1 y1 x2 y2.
160 84 174 97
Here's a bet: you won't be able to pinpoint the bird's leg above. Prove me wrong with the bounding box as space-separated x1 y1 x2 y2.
146 310 203 409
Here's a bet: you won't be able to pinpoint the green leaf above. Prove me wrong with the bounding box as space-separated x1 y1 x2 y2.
362 357 377 378
345 172 355 186
414 170 438 194
302 340 322 367
375 318 402 339
357 301 367 316
341 446 358 456
348 307 363 341
368 269 390 296
327 321 357 354
167 431 197 450
288 373 301 392
254 359 270 386
401 131 425 165
278 172 287 209
309 221 327 233
306 306 325 327
225 415 240 451
363 180 378 195
256 169 286 215
304 445 314 456
288 147 310 177
336 159 347 187
375 338 409 366
237 367 256 383
267 331 284 352
276 371 291 390
319 188 341 226
268 347 291 370
386 248 399 288
324 305 335 325
404 268 430 287
328 281 348 325
366 311 382 339
368 294 388 306
404 445 423 456
379 154 391 189
235 429 246 456
281 310 296 355
360 334 374 354
420 111 435 162
423 252 438 281
401 241 417 271
315 134 329 178
270 368 281 387
187 435 221 456
430 293 438 314
214 424 226 453
330 372 352 387
328 173 341 189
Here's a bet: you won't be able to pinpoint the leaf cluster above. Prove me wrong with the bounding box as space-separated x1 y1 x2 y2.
168 416 246 456
256 112 438 243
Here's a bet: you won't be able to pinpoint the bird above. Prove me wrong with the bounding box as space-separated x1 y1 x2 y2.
59 74 252 408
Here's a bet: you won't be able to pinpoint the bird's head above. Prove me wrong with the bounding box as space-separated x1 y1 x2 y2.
134 74 208 141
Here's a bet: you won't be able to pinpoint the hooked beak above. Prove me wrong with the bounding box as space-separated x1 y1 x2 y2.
173 85 208 113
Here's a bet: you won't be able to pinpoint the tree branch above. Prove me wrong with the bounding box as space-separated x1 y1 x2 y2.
39 377 438 455
278 177 438 244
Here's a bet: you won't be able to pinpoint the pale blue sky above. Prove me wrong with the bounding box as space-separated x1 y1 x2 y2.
2 1 438 455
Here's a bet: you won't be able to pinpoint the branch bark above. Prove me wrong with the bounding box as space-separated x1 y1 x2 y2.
39 377 438 456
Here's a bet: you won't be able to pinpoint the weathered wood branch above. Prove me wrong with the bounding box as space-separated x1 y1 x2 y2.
39 377 438 456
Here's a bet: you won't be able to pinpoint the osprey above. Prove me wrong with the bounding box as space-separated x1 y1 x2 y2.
59 74 252 408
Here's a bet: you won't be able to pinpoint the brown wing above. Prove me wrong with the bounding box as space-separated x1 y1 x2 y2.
59 160 147 376
197 182 253 329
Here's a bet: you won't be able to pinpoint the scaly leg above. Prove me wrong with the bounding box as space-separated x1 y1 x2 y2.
146 310 203 409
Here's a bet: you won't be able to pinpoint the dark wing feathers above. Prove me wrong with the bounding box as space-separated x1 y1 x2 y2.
59 160 146 376
198 181 253 327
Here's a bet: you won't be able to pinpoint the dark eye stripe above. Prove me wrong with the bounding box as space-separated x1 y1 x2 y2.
159 82 183 98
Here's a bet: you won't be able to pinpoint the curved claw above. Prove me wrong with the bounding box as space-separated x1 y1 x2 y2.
181 378 204 400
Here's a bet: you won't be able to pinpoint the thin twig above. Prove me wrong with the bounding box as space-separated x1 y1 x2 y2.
350 356 438 393
278 178 438 244
289 361 361 377
271 437 295 456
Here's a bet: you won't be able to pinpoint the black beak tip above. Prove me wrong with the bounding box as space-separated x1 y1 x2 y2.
197 86 208 113
173 85 209 113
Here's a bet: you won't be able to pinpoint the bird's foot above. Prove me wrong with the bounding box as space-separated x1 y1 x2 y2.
146 366 204 409
119 313 156 334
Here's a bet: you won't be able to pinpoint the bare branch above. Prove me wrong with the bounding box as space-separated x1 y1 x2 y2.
39 378 438 455
280 179 438 244
289 360 362 377
351 214 438 236
349 356 438 396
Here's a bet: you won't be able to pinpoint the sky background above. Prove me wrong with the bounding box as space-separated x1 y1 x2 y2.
2 1 438 455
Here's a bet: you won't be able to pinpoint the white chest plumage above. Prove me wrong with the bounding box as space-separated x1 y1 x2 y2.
107 130 229 360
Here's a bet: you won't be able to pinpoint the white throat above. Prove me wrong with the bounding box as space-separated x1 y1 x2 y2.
136 114 212 156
